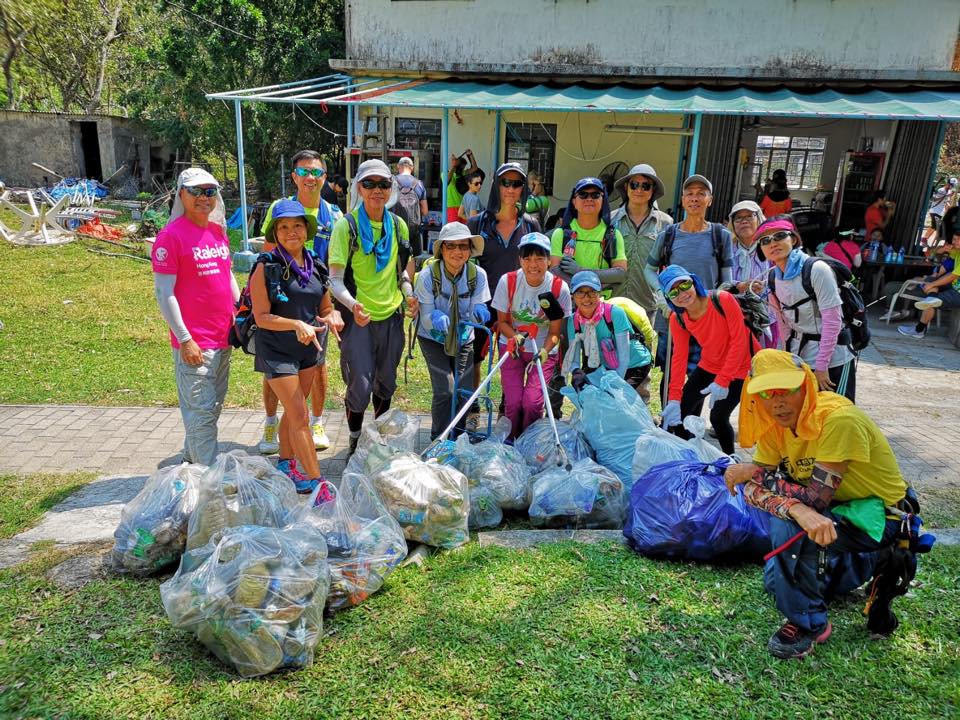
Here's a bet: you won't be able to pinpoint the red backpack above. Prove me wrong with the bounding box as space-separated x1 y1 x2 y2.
505 271 564 314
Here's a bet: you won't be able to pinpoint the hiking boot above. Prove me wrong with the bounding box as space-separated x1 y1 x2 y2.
897 325 926 339
312 478 335 506
914 297 942 310
311 420 331 451
767 621 832 659
258 421 279 455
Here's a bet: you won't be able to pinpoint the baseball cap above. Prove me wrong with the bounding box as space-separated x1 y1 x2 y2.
682 174 713 194
745 350 807 395
433 221 484 258
178 167 220 188
397 156 414 168
354 159 392 183
570 271 602 294
495 162 527 179
517 232 552 255
572 177 605 195
728 200 762 220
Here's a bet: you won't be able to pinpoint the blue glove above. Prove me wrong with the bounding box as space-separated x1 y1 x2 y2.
430 310 450 334
660 400 681 429
700 382 729 407
473 303 490 324
559 255 582 276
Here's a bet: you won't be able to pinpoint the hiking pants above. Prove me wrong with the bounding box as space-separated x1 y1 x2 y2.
673 366 743 455
419 335 473 439
827 359 857 402
764 512 899 631
499 347 559 440
173 347 231 465
340 309 405 415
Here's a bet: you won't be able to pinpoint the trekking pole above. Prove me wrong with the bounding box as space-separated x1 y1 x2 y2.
528 336 571 471
421 332 526 459
661 318 673 413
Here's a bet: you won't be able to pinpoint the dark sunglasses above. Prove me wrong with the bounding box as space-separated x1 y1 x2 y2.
360 178 392 190
666 279 694 299
759 230 794 246
628 180 654 191
294 167 326 178
443 242 472 252
184 186 218 198
499 178 525 188
576 191 603 200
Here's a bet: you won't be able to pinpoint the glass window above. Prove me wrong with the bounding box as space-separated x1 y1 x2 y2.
752 135 827 190
504 123 556 195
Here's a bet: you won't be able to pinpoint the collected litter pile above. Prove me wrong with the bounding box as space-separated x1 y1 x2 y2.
161 524 331 678
528 458 625 529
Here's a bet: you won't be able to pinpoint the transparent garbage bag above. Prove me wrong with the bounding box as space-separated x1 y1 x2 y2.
563 370 656 489
345 409 421 476
369 452 470 549
682 416 730 463
291 472 408 611
514 418 593 475
631 429 699 483
468 485 503 529
186 451 300 552
161 524 331 678
112 462 208 576
451 432 531 510
528 458 626 529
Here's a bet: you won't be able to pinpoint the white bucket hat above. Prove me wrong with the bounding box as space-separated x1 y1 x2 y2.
433 221 484 258
169 167 226 227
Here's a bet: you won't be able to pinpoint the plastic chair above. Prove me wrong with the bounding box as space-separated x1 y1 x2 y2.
885 279 940 327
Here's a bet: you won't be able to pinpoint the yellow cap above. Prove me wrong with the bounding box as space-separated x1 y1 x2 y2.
745 349 807 394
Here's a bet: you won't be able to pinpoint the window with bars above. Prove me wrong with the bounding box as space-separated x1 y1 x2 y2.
394 117 442 193
752 135 826 190
504 123 556 195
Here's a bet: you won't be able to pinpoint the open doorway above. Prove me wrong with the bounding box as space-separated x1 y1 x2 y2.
72 121 103 180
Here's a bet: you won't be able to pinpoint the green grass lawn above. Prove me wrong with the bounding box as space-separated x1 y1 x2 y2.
0 472 96 539
0 538 957 719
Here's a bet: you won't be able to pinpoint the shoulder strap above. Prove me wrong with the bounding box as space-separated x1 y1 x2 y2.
800 257 818 300
429 259 442 299
551 274 563 299
602 302 615 334
507 270 519 309
662 223 678 267
601 224 617 267
466 261 477 296
344 213 359 266
837 242 855 265
710 289 725 317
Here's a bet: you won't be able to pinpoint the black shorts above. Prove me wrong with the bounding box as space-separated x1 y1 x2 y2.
254 334 321 379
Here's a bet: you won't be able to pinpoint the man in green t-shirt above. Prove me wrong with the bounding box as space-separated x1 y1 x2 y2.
548 177 627 298
257 150 343 454
328 159 416 453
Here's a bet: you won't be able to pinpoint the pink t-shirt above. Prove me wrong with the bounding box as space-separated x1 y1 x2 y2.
151 216 235 350
822 240 861 270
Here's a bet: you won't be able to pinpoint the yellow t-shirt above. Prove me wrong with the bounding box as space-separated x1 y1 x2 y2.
949 249 960 291
753 403 906 506
328 210 409 322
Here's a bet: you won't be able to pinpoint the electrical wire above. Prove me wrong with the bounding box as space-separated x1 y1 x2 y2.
538 118 639 163
163 0 257 40
294 103 345 137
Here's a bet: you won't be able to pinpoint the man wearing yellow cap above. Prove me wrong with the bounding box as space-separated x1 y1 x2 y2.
724 349 910 659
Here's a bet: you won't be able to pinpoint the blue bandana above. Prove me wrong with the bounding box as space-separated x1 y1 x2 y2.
357 204 394 273
773 248 807 281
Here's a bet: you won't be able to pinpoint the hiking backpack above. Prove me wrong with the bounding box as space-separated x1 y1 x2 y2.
229 253 289 355
421 256 478 302
394 176 423 230
767 256 870 353
561 223 618 268
674 288 768 355
573 303 648 348
506 270 565 321
659 222 727 274
341 211 412 301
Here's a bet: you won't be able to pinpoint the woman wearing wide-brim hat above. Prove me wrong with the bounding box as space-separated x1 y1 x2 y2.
414 222 491 438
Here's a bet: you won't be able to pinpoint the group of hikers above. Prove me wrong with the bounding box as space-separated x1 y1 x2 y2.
152 150 952 659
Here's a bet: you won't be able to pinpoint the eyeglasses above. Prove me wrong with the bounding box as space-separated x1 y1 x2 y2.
733 214 757 223
294 167 326 178
576 191 603 200
757 385 802 400
573 289 599 299
759 230 794 246
184 186 218 198
666 279 694 299
499 178 525 188
443 242 471 252
360 178 392 190
628 181 654 191
470 181 482 187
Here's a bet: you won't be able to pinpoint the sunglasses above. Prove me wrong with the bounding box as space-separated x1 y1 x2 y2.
628 180 654 191
757 385 802 400
666 279 694 299
499 178 525 188
360 178 392 190
294 167 326 178
576 191 603 200
443 242 471 252
184 186 218 198
759 230 794 246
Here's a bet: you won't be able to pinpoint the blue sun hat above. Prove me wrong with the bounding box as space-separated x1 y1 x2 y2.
658 264 707 312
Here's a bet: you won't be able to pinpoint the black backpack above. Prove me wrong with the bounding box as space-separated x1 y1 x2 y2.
768 256 870 353
674 289 766 355
660 222 727 273
229 253 289 355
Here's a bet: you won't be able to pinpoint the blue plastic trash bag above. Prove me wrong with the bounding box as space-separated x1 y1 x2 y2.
624 457 770 562
563 369 655 489
515 418 593 474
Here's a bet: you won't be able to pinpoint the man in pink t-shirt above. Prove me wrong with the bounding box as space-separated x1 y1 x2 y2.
152 168 239 465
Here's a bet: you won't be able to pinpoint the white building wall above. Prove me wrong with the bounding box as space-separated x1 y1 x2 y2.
347 0 959 74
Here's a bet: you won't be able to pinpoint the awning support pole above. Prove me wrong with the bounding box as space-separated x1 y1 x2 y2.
346 79 354 181
441 107 450 225
234 99 249 251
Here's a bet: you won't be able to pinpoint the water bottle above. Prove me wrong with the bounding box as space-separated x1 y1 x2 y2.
897 248 905 264
869 241 879 262
563 232 577 257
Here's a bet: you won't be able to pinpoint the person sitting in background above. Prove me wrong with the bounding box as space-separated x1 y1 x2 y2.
725 350 914 659
457 172 485 222
898 207 960 340
414 222 490 439
562 271 653 401
821 230 863 273
760 169 793 217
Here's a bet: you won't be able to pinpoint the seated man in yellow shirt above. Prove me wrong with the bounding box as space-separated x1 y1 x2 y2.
724 350 920 660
